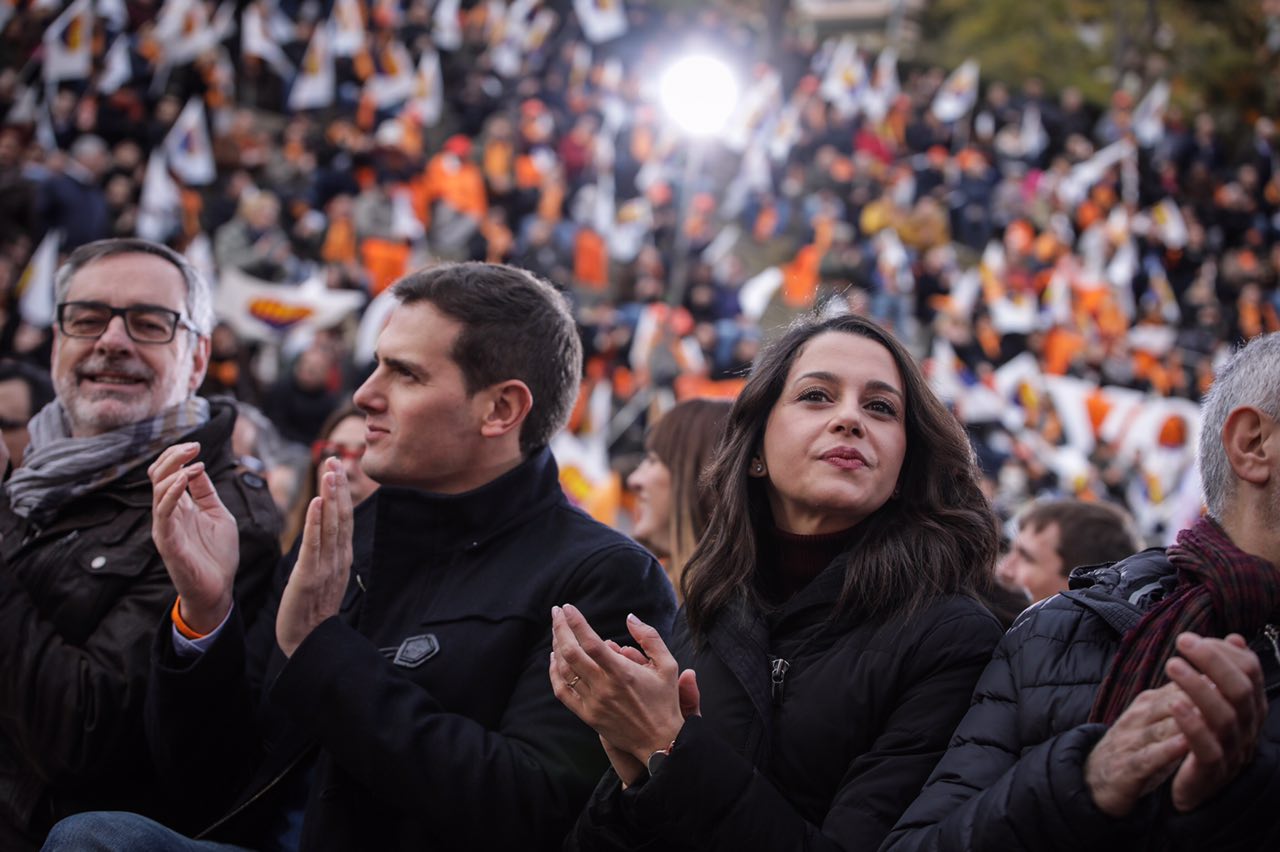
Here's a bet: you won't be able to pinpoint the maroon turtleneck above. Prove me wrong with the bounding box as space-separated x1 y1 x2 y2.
760 523 858 602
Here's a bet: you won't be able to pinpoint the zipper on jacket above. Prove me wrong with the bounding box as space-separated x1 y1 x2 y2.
769 656 790 706
1265 624 1280 667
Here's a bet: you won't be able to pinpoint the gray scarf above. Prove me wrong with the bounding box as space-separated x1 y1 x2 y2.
6 397 211 525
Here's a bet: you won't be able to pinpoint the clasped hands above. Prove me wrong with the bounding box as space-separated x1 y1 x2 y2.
549 604 700 786
150 443 354 657
1086 631 1268 817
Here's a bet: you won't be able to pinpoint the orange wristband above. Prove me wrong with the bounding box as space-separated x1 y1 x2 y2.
171 597 210 640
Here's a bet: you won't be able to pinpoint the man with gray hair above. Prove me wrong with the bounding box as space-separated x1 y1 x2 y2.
0 238 279 850
883 331 1280 852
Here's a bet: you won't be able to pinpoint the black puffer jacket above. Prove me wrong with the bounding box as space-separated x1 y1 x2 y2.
0 400 280 851
882 549 1280 852
567 556 1004 852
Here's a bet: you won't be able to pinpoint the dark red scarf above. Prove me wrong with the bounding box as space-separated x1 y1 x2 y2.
1090 516 1280 724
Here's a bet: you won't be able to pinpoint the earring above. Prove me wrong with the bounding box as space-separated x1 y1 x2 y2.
751 458 766 476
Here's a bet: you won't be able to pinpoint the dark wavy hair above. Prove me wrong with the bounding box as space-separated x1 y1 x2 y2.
680 313 998 636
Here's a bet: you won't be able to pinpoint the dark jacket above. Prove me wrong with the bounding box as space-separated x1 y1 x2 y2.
882 549 1280 852
566 556 1003 852
146 448 676 852
0 400 280 851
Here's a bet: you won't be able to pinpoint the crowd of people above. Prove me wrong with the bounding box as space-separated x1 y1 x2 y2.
0 2 1277 848
1 0 1277 551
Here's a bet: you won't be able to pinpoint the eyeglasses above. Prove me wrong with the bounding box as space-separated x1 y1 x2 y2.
311 440 365 465
56 301 199 344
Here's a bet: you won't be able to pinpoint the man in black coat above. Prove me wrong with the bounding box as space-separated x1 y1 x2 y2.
45 262 675 852
0 239 279 851
882 331 1280 852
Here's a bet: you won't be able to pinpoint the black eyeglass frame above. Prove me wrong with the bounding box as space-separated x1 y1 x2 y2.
55 301 201 344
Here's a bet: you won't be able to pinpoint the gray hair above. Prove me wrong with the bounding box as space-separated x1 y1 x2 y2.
1198 331 1280 520
54 238 214 336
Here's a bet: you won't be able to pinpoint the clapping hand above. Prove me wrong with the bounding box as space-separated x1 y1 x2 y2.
549 605 697 784
1163 632 1267 812
276 458 354 657
150 442 239 634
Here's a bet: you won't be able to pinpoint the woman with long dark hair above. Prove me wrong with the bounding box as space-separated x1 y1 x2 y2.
550 313 1004 851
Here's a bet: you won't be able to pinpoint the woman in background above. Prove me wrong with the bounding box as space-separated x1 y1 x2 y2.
281 402 379 550
551 313 1003 852
627 398 731 599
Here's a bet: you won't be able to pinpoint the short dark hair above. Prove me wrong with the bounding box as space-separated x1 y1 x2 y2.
391 262 582 455
1019 499 1140 576
55 238 214 335
681 313 998 634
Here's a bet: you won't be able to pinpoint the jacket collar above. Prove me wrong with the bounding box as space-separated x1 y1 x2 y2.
371 447 564 552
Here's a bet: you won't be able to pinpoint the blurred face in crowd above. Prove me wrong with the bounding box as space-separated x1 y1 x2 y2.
0 377 34 465
627 450 672 556
353 301 492 494
317 414 379 505
52 253 208 437
998 520 1065 602
755 332 907 535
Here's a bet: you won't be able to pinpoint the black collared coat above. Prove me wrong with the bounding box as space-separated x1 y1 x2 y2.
146 448 676 851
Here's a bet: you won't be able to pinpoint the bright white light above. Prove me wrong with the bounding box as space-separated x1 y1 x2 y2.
658 54 739 137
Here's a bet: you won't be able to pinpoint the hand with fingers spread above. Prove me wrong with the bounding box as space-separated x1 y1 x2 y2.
276 458 354 657
149 441 240 634
1164 632 1267 812
1085 681 1190 817
548 604 690 770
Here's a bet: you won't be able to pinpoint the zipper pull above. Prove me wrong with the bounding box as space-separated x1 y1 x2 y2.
1265 625 1280 667
770 656 790 706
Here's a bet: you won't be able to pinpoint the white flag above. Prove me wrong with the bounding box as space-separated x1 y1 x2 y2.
407 46 443 126
136 152 181 242
1133 80 1169 148
1020 104 1048 158
1056 138 1135 207
363 39 415 109
288 22 334 111
97 35 132 94
432 0 462 51
243 2 294 79
723 65 780 153
96 0 127 30
574 0 626 44
42 0 93 84
18 230 60 328
931 59 979 123
156 0 234 68
163 97 216 185
861 48 898 123
819 36 866 118
216 267 365 343
330 0 365 57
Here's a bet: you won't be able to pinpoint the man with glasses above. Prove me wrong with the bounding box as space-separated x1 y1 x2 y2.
0 238 280 850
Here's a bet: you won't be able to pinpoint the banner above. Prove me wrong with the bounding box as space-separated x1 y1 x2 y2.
574 0 626 44
330 0 365 56
136 152 181 241
42 0 93 84
243 2 294 78
17 230 60 328
97 35 132 94
931 59 979 123
288 21 335 111
216 267 366 343
162 97 216 186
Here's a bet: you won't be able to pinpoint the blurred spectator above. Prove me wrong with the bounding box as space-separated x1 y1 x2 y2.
0 358 53 468
998 498 1142 602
